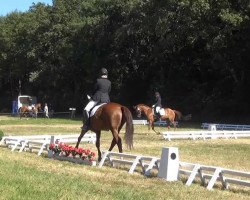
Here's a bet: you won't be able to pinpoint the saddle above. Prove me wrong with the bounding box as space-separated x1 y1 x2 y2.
82 103 106 131
153 108 166 121
89 103 106 117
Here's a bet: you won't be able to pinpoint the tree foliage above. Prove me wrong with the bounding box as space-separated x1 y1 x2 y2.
0 0 249 122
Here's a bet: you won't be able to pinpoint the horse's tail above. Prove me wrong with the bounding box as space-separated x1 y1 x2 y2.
121 106 134 149
173 110 182 120
174 110 192 121
183 114 192 121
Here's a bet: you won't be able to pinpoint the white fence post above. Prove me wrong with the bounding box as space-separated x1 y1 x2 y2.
208 124 217 139
48 135 55 157
208 124 217 131
158 147 179 181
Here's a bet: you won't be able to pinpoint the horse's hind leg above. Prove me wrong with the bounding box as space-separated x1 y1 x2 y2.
170 119 176 131
108 138 116 152
95 131 102 162
110 128 122 153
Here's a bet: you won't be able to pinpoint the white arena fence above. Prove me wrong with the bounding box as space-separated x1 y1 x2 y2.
202 123 250 130
1 134 249 191
99 149 250 191
99 151 160 176
162 130 250 141
0 133 96 156
133 119 178 127
132 120 148 125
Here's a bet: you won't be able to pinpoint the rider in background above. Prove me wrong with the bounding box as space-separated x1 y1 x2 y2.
82 68 111 129
152 91 162 120
28 97 35 112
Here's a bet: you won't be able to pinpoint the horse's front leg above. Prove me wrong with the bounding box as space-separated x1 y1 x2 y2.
150 119 156 132
152 121 155 131
75 127 88 148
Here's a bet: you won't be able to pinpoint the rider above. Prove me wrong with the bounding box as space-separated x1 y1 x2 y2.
28 97 35 110
82 68 111 129
152 91 162 120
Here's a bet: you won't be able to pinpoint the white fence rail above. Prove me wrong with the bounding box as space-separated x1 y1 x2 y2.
179 162 250 190
133 119 178 127
99 151 160 176
132 120 148 125
99 150 250 191
202 123 250 130
162 130 250 141
0 133 96 156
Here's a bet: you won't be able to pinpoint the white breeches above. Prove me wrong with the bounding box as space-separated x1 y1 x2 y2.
155 106 161 113
84 100 98 112
153 106 164 116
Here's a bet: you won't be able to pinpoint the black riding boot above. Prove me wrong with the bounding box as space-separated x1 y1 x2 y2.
154 112 161 121
82 110 90 130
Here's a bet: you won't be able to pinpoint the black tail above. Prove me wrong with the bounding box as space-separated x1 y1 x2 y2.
121 106 134 149
174 110 192 121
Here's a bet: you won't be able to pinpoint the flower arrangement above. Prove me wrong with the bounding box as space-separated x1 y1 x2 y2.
49 142 95 161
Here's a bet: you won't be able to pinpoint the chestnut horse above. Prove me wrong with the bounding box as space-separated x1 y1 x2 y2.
19 103 42 119
75 102 134 162
134 104 191 131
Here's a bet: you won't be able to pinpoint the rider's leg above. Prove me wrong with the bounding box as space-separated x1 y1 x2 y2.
155 106 161 119
83 100 97 129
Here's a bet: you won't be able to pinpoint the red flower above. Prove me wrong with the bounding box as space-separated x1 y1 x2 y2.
77 148 83 154
51 143 95 161
58 142 64 148
49 143 55 150
86 149 91 155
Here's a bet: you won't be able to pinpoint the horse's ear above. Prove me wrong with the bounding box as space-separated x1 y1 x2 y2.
133 105 136 109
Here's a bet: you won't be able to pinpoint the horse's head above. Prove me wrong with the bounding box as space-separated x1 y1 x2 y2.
133 105 142 118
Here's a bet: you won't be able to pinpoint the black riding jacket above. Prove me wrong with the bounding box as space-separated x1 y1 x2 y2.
154 95 162 107
92 78 111 103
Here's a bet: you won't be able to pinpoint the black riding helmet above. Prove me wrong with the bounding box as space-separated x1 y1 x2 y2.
100 68 108 75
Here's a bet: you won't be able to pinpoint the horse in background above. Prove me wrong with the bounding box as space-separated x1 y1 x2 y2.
19 103 42 119
134 104 191 132
75 102 134 162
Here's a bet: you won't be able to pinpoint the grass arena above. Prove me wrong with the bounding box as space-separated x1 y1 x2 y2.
0 116 250 200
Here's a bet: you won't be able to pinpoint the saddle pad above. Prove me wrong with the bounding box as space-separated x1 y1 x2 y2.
159 108 165 116
90 103 106 117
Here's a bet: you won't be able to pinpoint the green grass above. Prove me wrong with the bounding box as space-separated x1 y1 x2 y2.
0 129 3 139
0 116 250 200
0 116 81 125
